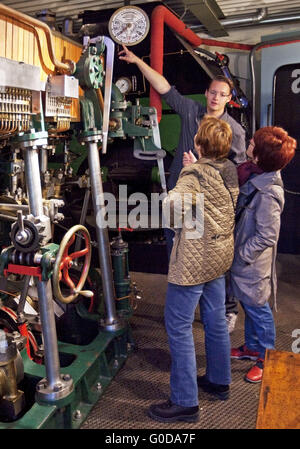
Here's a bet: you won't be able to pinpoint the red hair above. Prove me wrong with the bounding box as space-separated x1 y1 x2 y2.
253 126 296 172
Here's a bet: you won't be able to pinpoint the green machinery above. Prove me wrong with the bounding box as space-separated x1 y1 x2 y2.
0 34 164 428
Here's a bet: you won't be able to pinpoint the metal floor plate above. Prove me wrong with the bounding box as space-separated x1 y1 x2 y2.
81 254 300 430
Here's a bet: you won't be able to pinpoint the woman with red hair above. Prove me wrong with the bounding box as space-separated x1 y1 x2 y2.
229 126 296 383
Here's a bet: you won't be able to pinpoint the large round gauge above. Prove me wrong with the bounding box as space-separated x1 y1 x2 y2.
108 6 150 46
115 77 132 95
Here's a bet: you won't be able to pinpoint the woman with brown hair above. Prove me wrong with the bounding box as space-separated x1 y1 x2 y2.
148 116 239 423
230 126 296 383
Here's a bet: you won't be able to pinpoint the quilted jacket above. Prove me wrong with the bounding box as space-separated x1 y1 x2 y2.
163 158 239 285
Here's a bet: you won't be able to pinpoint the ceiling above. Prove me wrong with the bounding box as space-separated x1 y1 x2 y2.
1 0 300 42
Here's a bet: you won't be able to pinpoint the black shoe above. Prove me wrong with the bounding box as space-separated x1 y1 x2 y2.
148 399 199 423
197 375 230 401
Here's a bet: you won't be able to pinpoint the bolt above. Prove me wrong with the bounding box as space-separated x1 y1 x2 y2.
113 359 119 368
37 381 47 391
96 382 102 391
63 374 71 381
74 409 82 420
53 382 63 392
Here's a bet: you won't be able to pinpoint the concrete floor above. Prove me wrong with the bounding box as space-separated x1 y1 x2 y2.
81 253 300 430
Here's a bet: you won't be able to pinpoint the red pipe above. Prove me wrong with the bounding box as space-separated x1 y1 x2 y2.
150 5 253 122
149 5 300 123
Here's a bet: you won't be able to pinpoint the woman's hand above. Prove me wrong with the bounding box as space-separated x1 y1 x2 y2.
183 150 197 167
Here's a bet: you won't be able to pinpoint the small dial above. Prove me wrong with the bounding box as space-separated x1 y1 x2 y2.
108 6 150 46
116 77 132 95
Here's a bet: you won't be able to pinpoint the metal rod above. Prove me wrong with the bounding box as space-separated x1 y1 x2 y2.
87 141 119 327
39 148 48 174
22 145 62 388
23 147 44 217
73 188 91 255
102 37 114 155
0 214 16 222
0 204 29 211
36 280 61 388
17 275 31 314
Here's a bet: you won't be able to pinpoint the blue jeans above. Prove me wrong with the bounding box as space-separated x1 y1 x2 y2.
242 302 275 359
164 228 238 315
164 228 175 262
164 276 231 407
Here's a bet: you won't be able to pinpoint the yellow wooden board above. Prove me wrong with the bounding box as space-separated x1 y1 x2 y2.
0 14 82 121
256 349 300 429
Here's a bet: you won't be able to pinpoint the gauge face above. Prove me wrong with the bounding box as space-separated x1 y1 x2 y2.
108 6 150 46
116 77 132 94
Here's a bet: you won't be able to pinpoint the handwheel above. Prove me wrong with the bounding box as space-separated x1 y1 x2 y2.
52 225 92 304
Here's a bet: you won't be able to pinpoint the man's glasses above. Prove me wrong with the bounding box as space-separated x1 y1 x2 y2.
208 90 230 98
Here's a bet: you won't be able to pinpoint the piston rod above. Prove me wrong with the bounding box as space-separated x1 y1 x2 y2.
22 144 72 400
87 140 123 331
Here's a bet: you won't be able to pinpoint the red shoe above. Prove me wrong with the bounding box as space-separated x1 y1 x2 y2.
245 359 264 383
231 345 259 361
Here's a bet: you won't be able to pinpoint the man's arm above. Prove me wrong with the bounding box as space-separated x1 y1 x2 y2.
118 45 171 95
227 118 247 165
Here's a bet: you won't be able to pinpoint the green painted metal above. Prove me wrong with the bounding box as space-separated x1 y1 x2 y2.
111 235 132 314
13 131 48 145
0 246 13 276
40 243 59 280
139 94 207 155
151 166 161 184
74 45 104 90
0 323 133 429
0 243 59 281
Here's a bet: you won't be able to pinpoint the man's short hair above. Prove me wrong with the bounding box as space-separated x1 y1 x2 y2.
209 75 234 94
253 126 296 172
194 115 232 160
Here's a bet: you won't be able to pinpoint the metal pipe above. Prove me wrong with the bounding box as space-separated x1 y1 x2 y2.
39 148 48 174
36 280 61 388
220 8 267 27
87 140 121 329
0 214 16 222
150 5 253 122
23 147 44 217
0 204 29 211
190 9 300 32
260 14 300 26
0 3 74 74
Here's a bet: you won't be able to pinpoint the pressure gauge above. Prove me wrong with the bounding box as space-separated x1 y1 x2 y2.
108 6 150 46
116 77 132 95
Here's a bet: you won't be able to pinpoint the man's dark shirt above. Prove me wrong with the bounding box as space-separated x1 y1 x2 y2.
162 86 247 190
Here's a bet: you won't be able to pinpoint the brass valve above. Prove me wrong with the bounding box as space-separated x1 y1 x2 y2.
0 330 25 421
